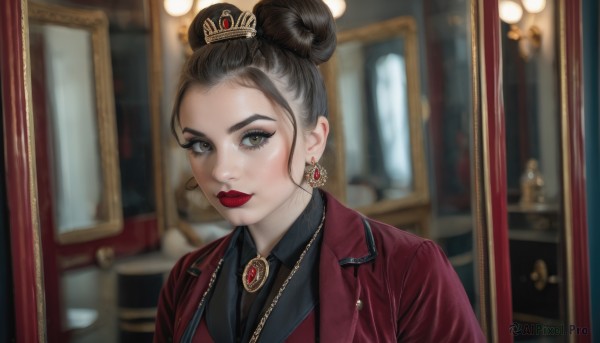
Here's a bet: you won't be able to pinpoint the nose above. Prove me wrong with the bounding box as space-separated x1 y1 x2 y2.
211 149 239 183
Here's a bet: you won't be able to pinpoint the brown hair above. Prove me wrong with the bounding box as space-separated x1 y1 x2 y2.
171 0 336 184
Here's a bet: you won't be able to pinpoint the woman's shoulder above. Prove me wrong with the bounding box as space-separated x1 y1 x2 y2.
364 216 429 248
321 190 448 282
362 216 448 277
169 230 236 278
322 190 430 252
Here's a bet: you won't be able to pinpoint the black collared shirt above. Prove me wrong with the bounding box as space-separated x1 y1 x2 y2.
204 189 324 342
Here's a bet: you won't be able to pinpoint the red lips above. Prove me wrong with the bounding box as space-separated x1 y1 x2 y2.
217 190 252 208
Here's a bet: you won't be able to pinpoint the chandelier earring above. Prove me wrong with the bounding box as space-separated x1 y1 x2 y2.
304 157 327 188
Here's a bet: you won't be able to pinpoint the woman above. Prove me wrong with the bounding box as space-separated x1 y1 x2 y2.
155 0 485 341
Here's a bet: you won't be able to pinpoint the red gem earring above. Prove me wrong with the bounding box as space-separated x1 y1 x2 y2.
304 157 327 188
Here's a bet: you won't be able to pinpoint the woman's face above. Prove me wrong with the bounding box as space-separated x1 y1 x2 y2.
178 81 310 227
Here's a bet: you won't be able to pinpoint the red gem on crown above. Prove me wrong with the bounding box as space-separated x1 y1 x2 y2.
203 10 257 44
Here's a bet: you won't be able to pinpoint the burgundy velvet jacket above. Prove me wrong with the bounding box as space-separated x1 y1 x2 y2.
154 192 486 342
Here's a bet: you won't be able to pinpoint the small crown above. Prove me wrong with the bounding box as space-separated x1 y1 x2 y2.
203 10 257 44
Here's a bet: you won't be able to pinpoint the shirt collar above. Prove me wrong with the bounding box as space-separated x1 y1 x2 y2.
240 189 324 269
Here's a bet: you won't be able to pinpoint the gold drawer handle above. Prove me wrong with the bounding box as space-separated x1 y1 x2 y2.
530 259 558 291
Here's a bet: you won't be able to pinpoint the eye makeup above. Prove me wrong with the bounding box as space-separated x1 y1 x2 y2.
180 107 280 156
180 129 276 156
240 130 276 150
181 139 212 155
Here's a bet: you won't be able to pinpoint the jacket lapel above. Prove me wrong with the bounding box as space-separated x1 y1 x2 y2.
318 192 377 343
318 246 361 342
174 232 237 343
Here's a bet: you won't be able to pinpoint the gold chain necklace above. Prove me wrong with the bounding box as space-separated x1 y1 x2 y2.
193 206 326 343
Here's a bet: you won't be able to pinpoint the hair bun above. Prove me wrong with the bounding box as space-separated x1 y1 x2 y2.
187 3 244 51
254 0 337 65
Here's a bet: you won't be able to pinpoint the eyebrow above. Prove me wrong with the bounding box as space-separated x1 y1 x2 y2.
227 114 276 134
182 114 276 137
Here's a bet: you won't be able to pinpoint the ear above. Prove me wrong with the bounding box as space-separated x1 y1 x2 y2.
304 116 329 162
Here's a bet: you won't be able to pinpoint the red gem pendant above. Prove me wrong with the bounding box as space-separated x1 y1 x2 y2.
223 18 231 29
242 255 269 293
246 266 257 284
313 168 321 180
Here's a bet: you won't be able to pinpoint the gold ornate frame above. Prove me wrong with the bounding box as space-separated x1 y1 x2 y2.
29 2 123 244
322 16 430 218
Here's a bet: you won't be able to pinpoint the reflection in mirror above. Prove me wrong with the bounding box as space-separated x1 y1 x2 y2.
332 17 428 213
339 40 413 207
29 2 122 243
31 24 101 232
501 0 569 333
331 0 481 328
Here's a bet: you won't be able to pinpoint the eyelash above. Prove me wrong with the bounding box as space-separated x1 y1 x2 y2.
181 139 211 155
181 130 276 155
241 130 275 150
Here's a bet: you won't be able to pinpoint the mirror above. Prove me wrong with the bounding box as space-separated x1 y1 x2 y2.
29 2 123 244
500 0 571 333
325 16 428 215
328 2 481 324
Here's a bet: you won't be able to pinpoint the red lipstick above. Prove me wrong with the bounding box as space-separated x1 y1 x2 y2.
217 190 252 208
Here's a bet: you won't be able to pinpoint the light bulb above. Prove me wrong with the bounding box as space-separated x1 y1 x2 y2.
164 0 194 16
323 0 346 19
195 0 222 13
498 0 523 24
522 0 546 14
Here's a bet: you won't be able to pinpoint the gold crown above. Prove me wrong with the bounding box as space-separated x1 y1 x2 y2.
203 10 257 44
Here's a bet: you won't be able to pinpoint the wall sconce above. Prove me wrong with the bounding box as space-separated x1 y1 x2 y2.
499 0 545 59
164 0 346 53
323 0 346 19
164 0 223 17
164 0 347 18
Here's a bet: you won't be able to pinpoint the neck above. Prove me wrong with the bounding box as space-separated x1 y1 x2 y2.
248 187 313 257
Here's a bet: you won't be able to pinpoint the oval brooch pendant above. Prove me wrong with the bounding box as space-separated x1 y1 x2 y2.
242 255 269 293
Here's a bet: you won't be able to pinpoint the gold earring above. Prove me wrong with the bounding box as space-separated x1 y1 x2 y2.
304 157 327 188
